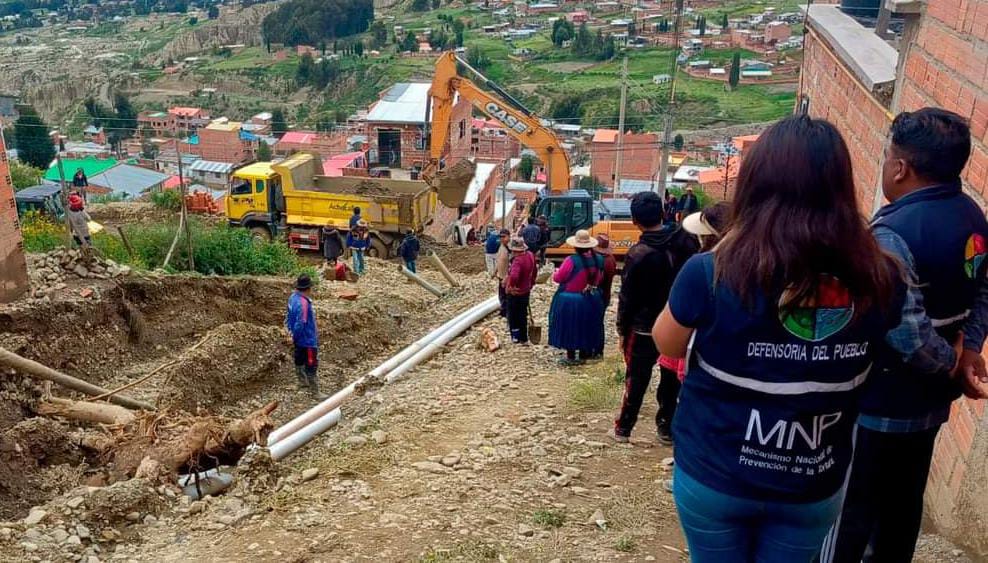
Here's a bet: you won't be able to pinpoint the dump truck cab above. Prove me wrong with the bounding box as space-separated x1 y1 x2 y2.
226 162 283 239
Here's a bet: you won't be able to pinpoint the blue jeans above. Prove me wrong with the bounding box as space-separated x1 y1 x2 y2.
405 259 416 273
673 466 843 563
352 250 365 274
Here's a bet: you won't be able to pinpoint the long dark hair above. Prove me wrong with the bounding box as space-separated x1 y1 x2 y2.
715 115 897 314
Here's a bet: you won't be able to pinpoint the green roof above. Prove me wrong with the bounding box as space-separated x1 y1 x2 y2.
45 157 119 182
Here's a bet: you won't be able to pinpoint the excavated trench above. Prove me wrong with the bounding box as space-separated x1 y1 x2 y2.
0 261 490 520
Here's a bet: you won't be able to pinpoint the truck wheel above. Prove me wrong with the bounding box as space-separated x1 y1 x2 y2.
368 237 389 259
250 226 272 242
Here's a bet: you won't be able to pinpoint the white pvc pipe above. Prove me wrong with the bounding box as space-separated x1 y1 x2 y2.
267 296 498 446
385 298 501 383
269 407 342 461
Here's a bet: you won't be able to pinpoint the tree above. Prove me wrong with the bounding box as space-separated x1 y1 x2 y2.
721 12 729 30
729 50 741 89
550 94 583 120
598 33 615 60
256 141 272 161
262 0 374 47
411 0 428 11
296 52 315 85
188 16 197 25
577 175 605 199
467 47 490 71
551 18 574 47
518 155 534 182
207 4 219 19
401 30 418 52
13 105 55 169
698 15 706 37
113 93 137 139
431 0 440 8
141 140 159 160
354 40 364 56
673 133 684 150
84 97 113 127
9 160 44 191
571 22 593 56
370 20 387 48
271 108 288 136
452 18 465 47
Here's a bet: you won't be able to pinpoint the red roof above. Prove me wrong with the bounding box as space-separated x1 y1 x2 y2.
472 117 504 130
279 131 318 144
169 107 203 118
322 152 365 176
592 129 619 143
697 160 741 185
162 175 185 190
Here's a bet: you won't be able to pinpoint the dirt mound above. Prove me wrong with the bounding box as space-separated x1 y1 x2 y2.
156 322 289 412
419 240 487 275
0 417 85 520
86 201 168 224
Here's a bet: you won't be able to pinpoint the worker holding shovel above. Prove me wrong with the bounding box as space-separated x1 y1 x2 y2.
285 274 326 399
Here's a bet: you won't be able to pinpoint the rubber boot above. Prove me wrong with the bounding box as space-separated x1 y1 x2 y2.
307 375 328 400
295 366 308 390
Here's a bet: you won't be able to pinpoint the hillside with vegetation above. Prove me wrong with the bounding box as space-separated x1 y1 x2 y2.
260 0 375 46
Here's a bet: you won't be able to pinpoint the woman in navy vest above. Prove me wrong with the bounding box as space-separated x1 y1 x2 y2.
652 116 901 563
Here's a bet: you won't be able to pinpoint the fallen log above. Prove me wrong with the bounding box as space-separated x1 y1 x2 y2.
38 397 136 426
0 347 155 411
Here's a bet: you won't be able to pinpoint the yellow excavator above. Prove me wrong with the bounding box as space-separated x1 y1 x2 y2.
426 52 639 260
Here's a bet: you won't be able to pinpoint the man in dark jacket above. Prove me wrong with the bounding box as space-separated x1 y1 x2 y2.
536 215 550 264
614 191 699 443
826 108 988 563
521 217 542 254
677 187 699 221
349 206 362 229
398 230 421 273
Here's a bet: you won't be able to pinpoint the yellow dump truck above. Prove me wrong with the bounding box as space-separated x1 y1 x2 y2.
226 153 454 257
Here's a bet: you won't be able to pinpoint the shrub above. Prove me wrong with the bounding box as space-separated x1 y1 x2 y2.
532 508 566 528
150 190 183 211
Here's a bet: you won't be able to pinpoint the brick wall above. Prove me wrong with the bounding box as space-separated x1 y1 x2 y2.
802 1 988 554
589 133 661 188
895 1 988 552
198 128 246 164
800 29 892 208
0 129 29 302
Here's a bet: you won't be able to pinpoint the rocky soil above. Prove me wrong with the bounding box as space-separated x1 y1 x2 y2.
26 249 132 300
0 251 979 562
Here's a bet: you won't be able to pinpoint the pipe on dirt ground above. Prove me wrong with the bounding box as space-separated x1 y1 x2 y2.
427 252 460 288
384 298 501 383
0 347 155 411
269 407 342 461
399 265 445 298
268 296 498 446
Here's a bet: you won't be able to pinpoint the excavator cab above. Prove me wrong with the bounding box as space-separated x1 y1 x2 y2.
535 189 594 248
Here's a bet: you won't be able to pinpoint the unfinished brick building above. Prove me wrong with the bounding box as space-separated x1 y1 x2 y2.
801 1 988 553
0 129 28 302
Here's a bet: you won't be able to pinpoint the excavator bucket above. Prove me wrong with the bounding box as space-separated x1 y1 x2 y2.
430 159 476 208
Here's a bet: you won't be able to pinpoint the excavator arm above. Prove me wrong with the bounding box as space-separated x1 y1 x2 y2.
429 52 571 193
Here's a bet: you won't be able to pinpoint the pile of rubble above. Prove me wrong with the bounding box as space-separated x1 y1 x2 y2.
26 249 133 298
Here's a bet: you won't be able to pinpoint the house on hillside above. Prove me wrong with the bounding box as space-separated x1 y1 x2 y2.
589 129 661 189
86 163 171 198
364 82 471 171
274 130 348 158
471 118 521 161
82 125 106 145
188 160 236 189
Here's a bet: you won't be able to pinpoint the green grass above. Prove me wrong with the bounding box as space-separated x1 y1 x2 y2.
532 508 566 529
419 541 499 562
569 360 624 411
208 47 293 71
615 535 637 552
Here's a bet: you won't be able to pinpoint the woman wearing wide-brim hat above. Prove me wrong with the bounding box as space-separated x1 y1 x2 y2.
548 229 606 365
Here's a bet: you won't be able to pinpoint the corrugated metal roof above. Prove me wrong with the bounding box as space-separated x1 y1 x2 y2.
45 157 118 182
189 160 236 174
617 178 657 195
88 164 170 197
464 162 498 205
365 83 432 124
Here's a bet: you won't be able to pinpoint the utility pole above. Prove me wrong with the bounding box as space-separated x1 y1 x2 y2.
54 152 73 244
613 56 628 197
656 0 684 196
500 157 509 230
722 138 734 201
176 139 194 271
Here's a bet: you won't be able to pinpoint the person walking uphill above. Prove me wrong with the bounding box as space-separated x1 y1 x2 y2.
652 115 903 563
398 230 421 273
504 237 537 344
347 220 371 275
549 230 606 365
285 274 326 399
825 108 988 563
613 191 698 443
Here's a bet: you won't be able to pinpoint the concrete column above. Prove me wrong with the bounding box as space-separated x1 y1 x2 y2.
0 129 29 303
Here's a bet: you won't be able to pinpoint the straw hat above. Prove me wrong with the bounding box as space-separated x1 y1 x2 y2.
595 233 613 255
683 211 718 237
508 237 528 252
566 229 598 249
